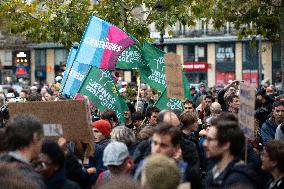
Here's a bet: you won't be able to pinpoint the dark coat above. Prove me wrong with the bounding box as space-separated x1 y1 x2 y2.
65 153 90 189
132 138 152 165
180 132 200 169
0 152 46 189
217 88 228 112
45 168 80 189
88 138 110 184
265 177 284 189
205 159 261 189
261 117 278 146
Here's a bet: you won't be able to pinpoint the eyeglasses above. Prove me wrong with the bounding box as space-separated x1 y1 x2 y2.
205 137 217 142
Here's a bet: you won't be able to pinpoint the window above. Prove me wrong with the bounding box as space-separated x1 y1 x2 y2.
35 49 46 79
242 42 258 70
54 49 68 66
166 44 176 53
183 44 207 62
216 43 235 64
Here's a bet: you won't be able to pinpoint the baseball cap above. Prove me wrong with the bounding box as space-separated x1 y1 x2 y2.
103 141 129 166
55 76 63 82
119 88 126 93
6 93 15 98
30 86 37 91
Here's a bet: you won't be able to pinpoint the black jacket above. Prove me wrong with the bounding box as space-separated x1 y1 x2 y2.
45 168 80 189
180 132 200 169
205 159 261 189
0 152 46 189
65 153 90 189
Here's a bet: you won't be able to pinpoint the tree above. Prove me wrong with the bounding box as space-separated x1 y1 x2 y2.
208 0 284 90
0 0 92 48
0 0 208 48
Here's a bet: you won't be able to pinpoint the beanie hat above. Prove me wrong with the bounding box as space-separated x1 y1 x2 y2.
91 120 111 137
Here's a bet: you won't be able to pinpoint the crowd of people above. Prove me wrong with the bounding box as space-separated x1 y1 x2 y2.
0 78 284 189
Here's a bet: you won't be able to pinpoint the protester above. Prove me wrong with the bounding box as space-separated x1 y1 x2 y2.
261 101 284 146
179 111 200 169
217 80 239 111
133 110 180 165
183 99 196 112
57 137 94 189
141 154 181 189
123 109 134 130
89 120 111 184
110 126 137 156
261 140 284 189
209 102 222 117
275 123 284 140
203 115 259 188
131 111 145 136
97 175 142 189
135 122 201 189
0 162 39 189
0 113 45 189
145 106 160 127
34 140 80 189
156 110 181 127
96 142 133 185
100 109 119 128
226 94 240 114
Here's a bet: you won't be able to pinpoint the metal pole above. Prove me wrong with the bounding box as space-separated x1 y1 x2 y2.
258 35 262 86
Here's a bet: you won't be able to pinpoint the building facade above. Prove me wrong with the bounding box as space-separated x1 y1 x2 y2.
0 20 281 88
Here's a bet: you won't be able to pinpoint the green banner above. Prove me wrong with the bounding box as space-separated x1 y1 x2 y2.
140 42 167 92
155 88 184 111
116 45 140 70
78 67 128 123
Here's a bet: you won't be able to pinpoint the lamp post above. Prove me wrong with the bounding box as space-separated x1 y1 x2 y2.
155 0 164 47
258 35 262 86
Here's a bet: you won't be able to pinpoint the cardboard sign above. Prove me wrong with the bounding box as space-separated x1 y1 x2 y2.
238 82 256 140
164 53 184 99
8 100 94 144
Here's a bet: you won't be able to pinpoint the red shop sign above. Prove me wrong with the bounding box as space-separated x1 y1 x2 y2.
183 62 208 71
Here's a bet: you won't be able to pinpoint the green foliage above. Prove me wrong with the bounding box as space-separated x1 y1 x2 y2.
0 0 209 48
1 0 92 48
208 0 281 42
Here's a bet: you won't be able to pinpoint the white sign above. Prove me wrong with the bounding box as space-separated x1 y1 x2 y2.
43 124 63 137
238 83 256 140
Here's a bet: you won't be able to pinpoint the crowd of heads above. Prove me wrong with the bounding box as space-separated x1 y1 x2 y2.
0 79 284 189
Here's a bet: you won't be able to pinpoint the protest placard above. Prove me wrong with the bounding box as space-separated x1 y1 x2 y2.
8 100 93 144
164 53 184 99
238 82 256 140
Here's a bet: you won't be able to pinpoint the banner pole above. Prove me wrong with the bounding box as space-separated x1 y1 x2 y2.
136 76 141 111
59 55 76 96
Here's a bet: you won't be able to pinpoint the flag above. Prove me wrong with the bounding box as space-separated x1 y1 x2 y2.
60 47 77 94
78 67 128 123
116 45 141 70
141 42 191 99
75 16 135 70
59 48 90 97
140 42 166 92
155 88 184 111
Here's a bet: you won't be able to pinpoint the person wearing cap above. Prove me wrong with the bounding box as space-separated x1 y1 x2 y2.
6 92 15 103
96 141 133 185
88 120 111 184
119 88 127 97
30 86 38 94
197 83 208 97
190 86 198 105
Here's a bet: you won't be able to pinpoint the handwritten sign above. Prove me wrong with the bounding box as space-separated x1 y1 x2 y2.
8 100 94 145
164 53 184 99
238 82 256 140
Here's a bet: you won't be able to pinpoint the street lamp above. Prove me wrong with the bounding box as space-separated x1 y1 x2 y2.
155 0 165 46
